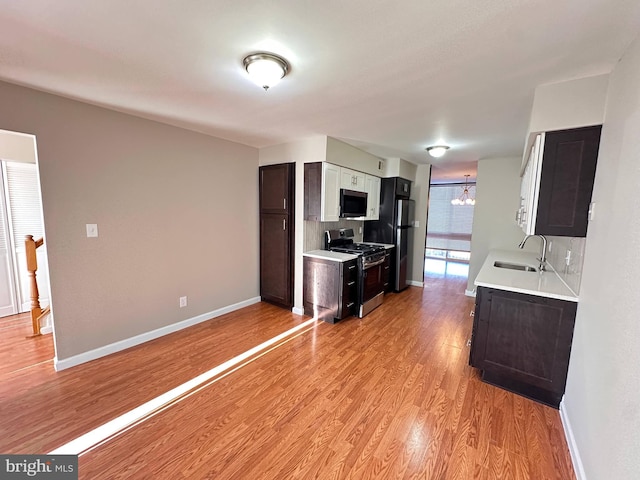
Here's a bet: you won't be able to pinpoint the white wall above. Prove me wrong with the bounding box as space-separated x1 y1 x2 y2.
408 164 431 285
467 157 537 293
0 80 260 364
562 34 640 480
0 129 37 163
523 74 609 169
383 157 418 181
259 136 328 313
326 137 384 176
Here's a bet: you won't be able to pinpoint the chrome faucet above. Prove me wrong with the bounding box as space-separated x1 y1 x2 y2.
518 234 548 272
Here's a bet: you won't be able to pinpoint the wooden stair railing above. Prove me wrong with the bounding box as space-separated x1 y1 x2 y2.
25 234 50 336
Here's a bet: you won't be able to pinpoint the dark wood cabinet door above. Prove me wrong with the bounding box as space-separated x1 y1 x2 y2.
473 287 577 397
259 163 294 310
260 163 294 214
260 214 292 307
535 125 601 237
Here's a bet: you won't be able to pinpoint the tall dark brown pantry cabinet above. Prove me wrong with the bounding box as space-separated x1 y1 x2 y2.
259 163 295 309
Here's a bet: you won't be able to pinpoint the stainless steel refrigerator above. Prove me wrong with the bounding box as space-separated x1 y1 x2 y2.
364 177 414 292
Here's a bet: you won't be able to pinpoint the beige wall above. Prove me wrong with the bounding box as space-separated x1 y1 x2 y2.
467 157 537 293
383 157 418 181
0 81 259 363
563 34 640 480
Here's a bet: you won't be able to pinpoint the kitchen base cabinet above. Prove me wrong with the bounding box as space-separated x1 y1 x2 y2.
469 286 577 408
303 257 357 323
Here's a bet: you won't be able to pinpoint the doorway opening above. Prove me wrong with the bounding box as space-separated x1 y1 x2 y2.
425 182 476 279
0 128 54 372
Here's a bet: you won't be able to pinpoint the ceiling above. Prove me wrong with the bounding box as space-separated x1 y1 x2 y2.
1 1 639 182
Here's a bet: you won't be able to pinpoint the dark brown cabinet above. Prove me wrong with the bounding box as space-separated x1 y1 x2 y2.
536 125 601 237
469 286 577 408
259 163 294 309
303 256 357 323
382 249 392 293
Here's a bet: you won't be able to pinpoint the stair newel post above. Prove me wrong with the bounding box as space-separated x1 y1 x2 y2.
25 234 42 336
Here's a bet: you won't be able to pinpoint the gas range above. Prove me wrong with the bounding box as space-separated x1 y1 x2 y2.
324 229 385 256
325 229 388 318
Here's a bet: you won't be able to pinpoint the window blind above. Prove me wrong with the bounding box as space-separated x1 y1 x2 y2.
426 184 475 252
5 162 44 246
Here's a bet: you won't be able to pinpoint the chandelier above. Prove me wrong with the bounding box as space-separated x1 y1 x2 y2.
451 175 476 206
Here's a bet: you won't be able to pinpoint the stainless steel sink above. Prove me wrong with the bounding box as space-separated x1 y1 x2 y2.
493 261 537 272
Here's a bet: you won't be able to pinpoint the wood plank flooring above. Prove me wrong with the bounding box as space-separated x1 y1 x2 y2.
0 272 576 479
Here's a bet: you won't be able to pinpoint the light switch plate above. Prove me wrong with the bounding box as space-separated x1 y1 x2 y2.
86 224 98 238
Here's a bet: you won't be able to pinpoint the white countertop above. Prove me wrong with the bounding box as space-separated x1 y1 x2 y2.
303 250 358 262
361 242 395 250
475 249 578 302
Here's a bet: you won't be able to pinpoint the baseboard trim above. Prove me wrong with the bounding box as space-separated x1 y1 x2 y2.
40 325 53 335
408 280 424 287
559 399 586 480
465 289 476 297
54 296 261 371
292 306 304 315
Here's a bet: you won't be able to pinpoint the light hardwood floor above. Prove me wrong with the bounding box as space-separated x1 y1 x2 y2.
0 271 575 479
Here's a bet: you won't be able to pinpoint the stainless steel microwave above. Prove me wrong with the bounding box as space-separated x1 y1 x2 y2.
340 189 368 218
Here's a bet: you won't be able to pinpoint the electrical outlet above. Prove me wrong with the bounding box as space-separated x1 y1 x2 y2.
548 240 553 253
86 224 98 238
179 296 187 308
565 250 572 266
359 226 362 234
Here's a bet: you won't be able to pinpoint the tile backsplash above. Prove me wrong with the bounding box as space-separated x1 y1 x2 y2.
546 236 586 295
304 220 364 252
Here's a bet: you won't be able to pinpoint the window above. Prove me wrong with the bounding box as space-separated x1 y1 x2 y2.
426 183 475 253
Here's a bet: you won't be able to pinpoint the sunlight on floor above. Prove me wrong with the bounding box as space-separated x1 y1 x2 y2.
425 258 469 278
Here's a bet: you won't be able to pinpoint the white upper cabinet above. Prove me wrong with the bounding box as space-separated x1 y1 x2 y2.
321 162 341 222
517 134 544 235
364 174 381 220
340 167 366 192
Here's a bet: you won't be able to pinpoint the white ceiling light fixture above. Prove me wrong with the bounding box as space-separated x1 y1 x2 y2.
451 174 476 206
242 52 290 91
426 145 450 158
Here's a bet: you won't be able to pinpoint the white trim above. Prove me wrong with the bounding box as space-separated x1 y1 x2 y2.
559 400 587 480
292 306 304 315
408 280 424 287
54 296 261 371
465 289 476 297
40 325 52 335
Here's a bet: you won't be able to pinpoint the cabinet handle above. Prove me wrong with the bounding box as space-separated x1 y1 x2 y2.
347 281 355 286
283 219 286 230
348 265 356 270
347 302 355 308
283 198 286 210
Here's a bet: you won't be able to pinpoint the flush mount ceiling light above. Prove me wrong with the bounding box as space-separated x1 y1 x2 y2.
451 174 476 206
242 52 290 91
426 145 450 158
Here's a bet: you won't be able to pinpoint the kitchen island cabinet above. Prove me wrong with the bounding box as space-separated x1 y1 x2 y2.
303 251 358 323
470 250 579 408
469 286 577 408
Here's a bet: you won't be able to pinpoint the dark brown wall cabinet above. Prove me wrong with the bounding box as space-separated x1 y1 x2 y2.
469 286 577 408
259 163 295 309
536 125 602 237
303 257 357 323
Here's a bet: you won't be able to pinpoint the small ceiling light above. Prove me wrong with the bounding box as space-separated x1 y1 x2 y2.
426 145 450 158
451 175 476 206
242 52 290 91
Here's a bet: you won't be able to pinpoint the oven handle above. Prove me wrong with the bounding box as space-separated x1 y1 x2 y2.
363 257 385 269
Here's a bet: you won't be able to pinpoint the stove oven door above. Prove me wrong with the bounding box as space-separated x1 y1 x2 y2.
360 258 385 317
